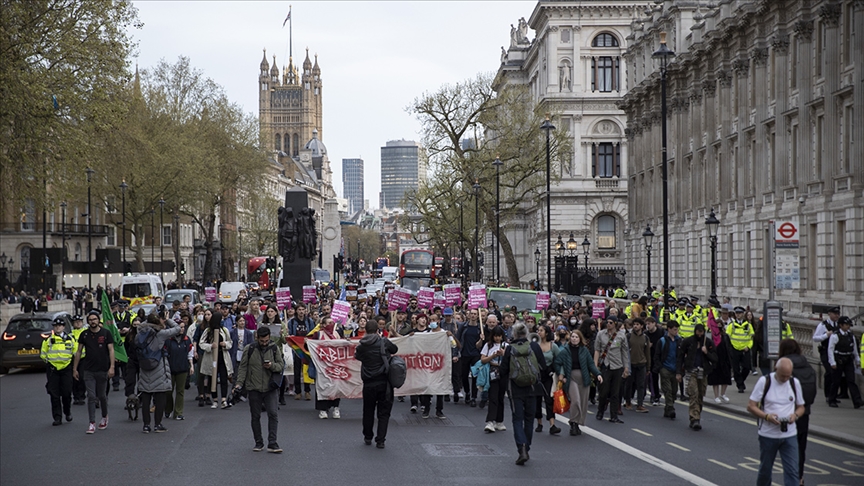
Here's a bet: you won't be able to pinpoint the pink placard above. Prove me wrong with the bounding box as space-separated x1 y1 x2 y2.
433 292 446 309
444 284 461 306
417 287 435 309
535 291 550 310
275 287 292 311
205 287 217 302
387 287 411 311
592 300 606 319
467 284 487 310
330 300 352 326
302 285 317 304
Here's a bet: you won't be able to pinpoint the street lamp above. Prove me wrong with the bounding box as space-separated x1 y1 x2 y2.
642 224 655 293
473 179 481 283
652 31 675 305
492 155 503 283
540 115 556 292
459 197 465 288
705 208 720 300
102 255 109 289
238 225 243 282
85 167 95 289
150 208 155 276
567 232 578 256
120 180 127 273
534 247 541 290
60 202 67 284
582 236 590 272
158 198 165 283
555 234 565 258
174 214 181 284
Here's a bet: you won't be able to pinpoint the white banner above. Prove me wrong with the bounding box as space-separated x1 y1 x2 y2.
306 332 453 400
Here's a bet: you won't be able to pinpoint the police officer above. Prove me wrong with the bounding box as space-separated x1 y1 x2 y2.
726 306 754 393
826 316 862 408
40 317 77 425
812 306 842 402
70 315 87 404
659 298 677 324
678 301 700 339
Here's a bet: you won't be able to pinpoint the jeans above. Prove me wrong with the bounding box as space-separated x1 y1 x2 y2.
460 356 480 401
509 394 537 451
248 389 279 447
630 364 647 407
730 348 752 391
141 391 166 427
598 366 623 419
165 373 188 417
293 354 311 393
486 380 506 423
659 368 678 414
46 366 73 421
82 370 108 423
362 381 393 444
757 435 799 486
648 370 660 402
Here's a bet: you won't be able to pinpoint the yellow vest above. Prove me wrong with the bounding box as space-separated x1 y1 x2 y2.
726 321 754 351
624 304 633 318
679 313 699 339
72 327 86 358
782 322 793 340
859 337 864 369
40 332 77 370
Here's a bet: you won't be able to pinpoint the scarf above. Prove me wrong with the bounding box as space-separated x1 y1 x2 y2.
706 309 722 347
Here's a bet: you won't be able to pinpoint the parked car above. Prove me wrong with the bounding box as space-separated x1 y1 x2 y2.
163 289 202 308
1 312 73 374
246 282 260 294
129 304 158 318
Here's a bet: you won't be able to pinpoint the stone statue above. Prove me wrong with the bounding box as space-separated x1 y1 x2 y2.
518 17 529 44
298 208 312 260
500 46 507 64
278 206 298 263
510 24 518 48
308 208 317 260
559 62 572 91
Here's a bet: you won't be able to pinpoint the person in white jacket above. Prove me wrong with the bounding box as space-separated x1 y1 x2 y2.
199 313 234 409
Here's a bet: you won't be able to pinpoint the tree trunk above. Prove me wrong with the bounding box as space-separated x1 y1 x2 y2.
134 223 145 273
498 231 520 287
203 213 215 284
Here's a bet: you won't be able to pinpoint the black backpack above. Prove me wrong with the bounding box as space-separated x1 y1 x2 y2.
790 355 817 407
136 328 165 371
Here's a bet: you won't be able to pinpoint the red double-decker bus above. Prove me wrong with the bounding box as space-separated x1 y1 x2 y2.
247 257 272 291
400 249 435 291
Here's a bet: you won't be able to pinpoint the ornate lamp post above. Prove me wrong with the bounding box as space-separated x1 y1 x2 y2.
540 115 555 292
582 236 590 273
643 224 655 293
237 225 243 281
174 214 181 284
120 180 127 272
150 208 155 276
567 232 578 256
652 31 675 305
158 198 165 283
60 202 67 283
533 247 541 290
705 208 720 300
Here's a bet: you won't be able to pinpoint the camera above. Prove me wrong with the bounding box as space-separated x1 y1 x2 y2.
779 417 789 433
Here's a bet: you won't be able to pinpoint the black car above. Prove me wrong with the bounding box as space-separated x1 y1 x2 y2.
0 312 72 374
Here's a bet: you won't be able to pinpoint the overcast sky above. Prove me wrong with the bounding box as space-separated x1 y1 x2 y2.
129 1 537 208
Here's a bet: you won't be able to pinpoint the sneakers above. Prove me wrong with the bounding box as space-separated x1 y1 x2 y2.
484 421 496 433
142 425 151 434
175 415 185 420
609 417 624 424
410 405 418 413
436 410 446 419
624 404 633 411
211 401 218 409
714 397 722 404
651 400 661 407
98 417 108 430
398 396 405 402
154 424 167 433
279 397 287 406
495 422 507 431
53 419 62 426
635 406 649 413
549 424 561 435
721 395 730 403
421 407 430 419
253 444 265 452
304 392 312 401
66 414 73 422
692 420 702 431
332 407 341 419
267 444 283 453
220 399 230 409
86 422 96 434
376 442 385 449
295 393 302 401
319 410 328 419
470 399 477 407
535 423 543 432
364 439 373 446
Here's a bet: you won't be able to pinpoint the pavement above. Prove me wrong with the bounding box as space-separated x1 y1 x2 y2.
3 366 864 486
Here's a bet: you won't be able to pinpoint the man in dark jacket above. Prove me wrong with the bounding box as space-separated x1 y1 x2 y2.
677 324 717 431
354 320 398 448
498 322 548 465
234 326 284 453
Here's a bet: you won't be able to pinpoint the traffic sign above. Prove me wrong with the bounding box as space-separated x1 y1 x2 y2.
775 220 799 249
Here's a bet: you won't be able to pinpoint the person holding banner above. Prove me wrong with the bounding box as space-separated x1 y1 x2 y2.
456 309 483 407
310 317 342 419
287 304 315 401
355 319 399 448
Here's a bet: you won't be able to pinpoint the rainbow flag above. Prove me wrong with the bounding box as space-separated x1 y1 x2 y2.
286 335 312 362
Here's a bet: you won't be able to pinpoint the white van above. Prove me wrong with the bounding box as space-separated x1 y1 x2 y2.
120 274 164 306
218 281 247 302
381 266 399 283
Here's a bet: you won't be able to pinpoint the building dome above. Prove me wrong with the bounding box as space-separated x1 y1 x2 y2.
304 129 326 156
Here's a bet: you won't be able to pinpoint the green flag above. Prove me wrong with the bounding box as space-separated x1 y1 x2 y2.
101 290 128 363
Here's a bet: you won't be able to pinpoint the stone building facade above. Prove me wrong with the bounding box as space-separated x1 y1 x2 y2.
620 0 863 321
494 1 645 289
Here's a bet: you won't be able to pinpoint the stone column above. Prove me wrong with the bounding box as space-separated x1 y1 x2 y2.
794 19 814 191
732 55 749 203
772 33 790 189
752 46 769 200
854 1 864 190
820 3 841 189
702 77 717 206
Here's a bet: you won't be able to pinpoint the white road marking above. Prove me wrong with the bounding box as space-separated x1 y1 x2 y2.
667 442 691 452
632 428 653 437
707 459 736 470
555 413 717 486
808 437 864 457
810 459 864 476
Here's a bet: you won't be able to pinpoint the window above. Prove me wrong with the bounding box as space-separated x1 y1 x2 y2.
293 133 299 156
162 225 172 246
597 215 616 249
105 195 117 214
275 133 281 152
107 226 116 246
592 56 619 92
20 246 31 269
592 33 619 47
561 28 571 43
21 198 35 231
74 243 81 262
592 142 620 178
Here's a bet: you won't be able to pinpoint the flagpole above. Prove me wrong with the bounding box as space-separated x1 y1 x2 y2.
289 5 292 59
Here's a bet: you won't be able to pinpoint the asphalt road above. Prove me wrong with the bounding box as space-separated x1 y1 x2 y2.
2 369 863 486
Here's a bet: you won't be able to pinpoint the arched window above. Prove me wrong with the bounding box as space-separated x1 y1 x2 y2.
20 246 31 269
592 33 619 47
292 133 299 156
275 133 282 152
597 216 616 249
284 134 290 155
